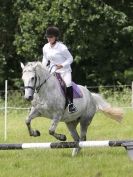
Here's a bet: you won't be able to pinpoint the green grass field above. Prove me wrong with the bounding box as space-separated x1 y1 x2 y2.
0 109 133 177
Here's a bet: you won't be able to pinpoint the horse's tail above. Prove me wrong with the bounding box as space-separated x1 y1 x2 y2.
91 93 124 122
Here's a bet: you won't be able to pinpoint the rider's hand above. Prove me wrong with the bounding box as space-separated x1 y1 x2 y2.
56 64 63 70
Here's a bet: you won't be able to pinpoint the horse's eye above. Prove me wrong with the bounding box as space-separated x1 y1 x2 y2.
31 77 34 81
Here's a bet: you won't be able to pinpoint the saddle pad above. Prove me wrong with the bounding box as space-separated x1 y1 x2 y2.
72 82 83 98
56 73 83 99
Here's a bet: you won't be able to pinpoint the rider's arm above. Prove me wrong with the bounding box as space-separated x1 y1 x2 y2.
61 48 73 68
42 46 49 67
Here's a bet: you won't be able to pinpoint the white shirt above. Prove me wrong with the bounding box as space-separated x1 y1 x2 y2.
42 42 73 73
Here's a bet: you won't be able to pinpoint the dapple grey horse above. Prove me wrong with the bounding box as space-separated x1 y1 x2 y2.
21 62 123 156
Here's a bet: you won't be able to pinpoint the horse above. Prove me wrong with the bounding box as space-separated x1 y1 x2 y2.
21 62 123 156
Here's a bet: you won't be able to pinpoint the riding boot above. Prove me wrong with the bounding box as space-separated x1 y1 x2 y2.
66 86 77 113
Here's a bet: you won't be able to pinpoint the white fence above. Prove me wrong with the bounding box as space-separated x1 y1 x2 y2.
1 80 133 141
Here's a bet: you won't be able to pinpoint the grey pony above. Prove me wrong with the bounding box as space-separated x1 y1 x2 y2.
21 62 123 156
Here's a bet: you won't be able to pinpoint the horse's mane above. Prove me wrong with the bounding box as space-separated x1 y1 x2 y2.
26 61 42 67
24 62 46 72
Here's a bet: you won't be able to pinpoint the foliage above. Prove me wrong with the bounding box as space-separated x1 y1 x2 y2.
0 0 133 88
0 90 30 108
0 0 19 89
99 85 131 107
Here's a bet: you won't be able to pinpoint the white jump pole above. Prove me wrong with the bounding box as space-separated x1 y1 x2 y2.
0 140 133 160
4 80 8 141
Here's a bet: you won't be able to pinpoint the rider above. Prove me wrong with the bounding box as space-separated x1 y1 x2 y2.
42 26 77 113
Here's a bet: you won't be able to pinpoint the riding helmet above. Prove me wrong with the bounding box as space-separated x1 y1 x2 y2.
45 26 60 37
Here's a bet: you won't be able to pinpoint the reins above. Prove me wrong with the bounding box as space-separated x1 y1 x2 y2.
35 64 57 92
36 74 52 93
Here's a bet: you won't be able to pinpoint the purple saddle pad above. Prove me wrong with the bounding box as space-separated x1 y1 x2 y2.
56 73 83 99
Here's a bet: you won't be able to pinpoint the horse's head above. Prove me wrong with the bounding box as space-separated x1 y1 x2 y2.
21 62 38 101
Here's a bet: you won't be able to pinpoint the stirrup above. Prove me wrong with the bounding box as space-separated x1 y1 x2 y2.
68 103 77 113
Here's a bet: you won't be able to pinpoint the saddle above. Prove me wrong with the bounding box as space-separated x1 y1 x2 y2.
55 73 83 99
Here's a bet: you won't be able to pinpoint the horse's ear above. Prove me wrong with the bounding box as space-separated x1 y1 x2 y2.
33 62 39 69
20 62 25 69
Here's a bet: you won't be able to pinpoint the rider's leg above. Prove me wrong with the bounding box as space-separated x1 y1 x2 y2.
66 86 77 113
61 71 77 113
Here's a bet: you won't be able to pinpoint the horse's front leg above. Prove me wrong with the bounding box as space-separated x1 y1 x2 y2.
49 115 66 141
26 107 41 137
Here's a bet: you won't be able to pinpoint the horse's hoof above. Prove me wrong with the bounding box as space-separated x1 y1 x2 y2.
36 130 41 136
33 130 41 137
59 134 67 141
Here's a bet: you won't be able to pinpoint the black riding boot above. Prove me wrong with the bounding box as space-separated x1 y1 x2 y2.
66 86 77 113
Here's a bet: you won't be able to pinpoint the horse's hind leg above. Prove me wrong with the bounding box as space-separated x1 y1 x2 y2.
80 115 94 141
65 120 80 156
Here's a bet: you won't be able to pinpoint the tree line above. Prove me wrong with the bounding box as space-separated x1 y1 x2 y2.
0 0 133 89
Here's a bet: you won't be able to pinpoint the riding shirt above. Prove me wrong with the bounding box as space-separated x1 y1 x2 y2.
42 42 73 87
42 42 73 74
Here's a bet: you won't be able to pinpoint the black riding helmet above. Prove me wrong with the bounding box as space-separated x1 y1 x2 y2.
45 26 60 38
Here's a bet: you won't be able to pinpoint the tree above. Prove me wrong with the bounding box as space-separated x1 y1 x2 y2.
0 0 19 88
14 0 132 86
0 0 132 88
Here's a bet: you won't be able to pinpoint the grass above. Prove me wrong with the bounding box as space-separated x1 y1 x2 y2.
0 108 133 177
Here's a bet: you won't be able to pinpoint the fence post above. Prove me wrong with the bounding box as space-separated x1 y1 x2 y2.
4 80 8 141
132 82 133 108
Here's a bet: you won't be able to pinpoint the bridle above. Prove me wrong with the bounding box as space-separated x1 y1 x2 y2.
24 70 52 94
24 75 37 93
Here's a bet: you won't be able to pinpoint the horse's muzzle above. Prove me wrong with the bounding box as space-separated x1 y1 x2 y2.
24 95 33 101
